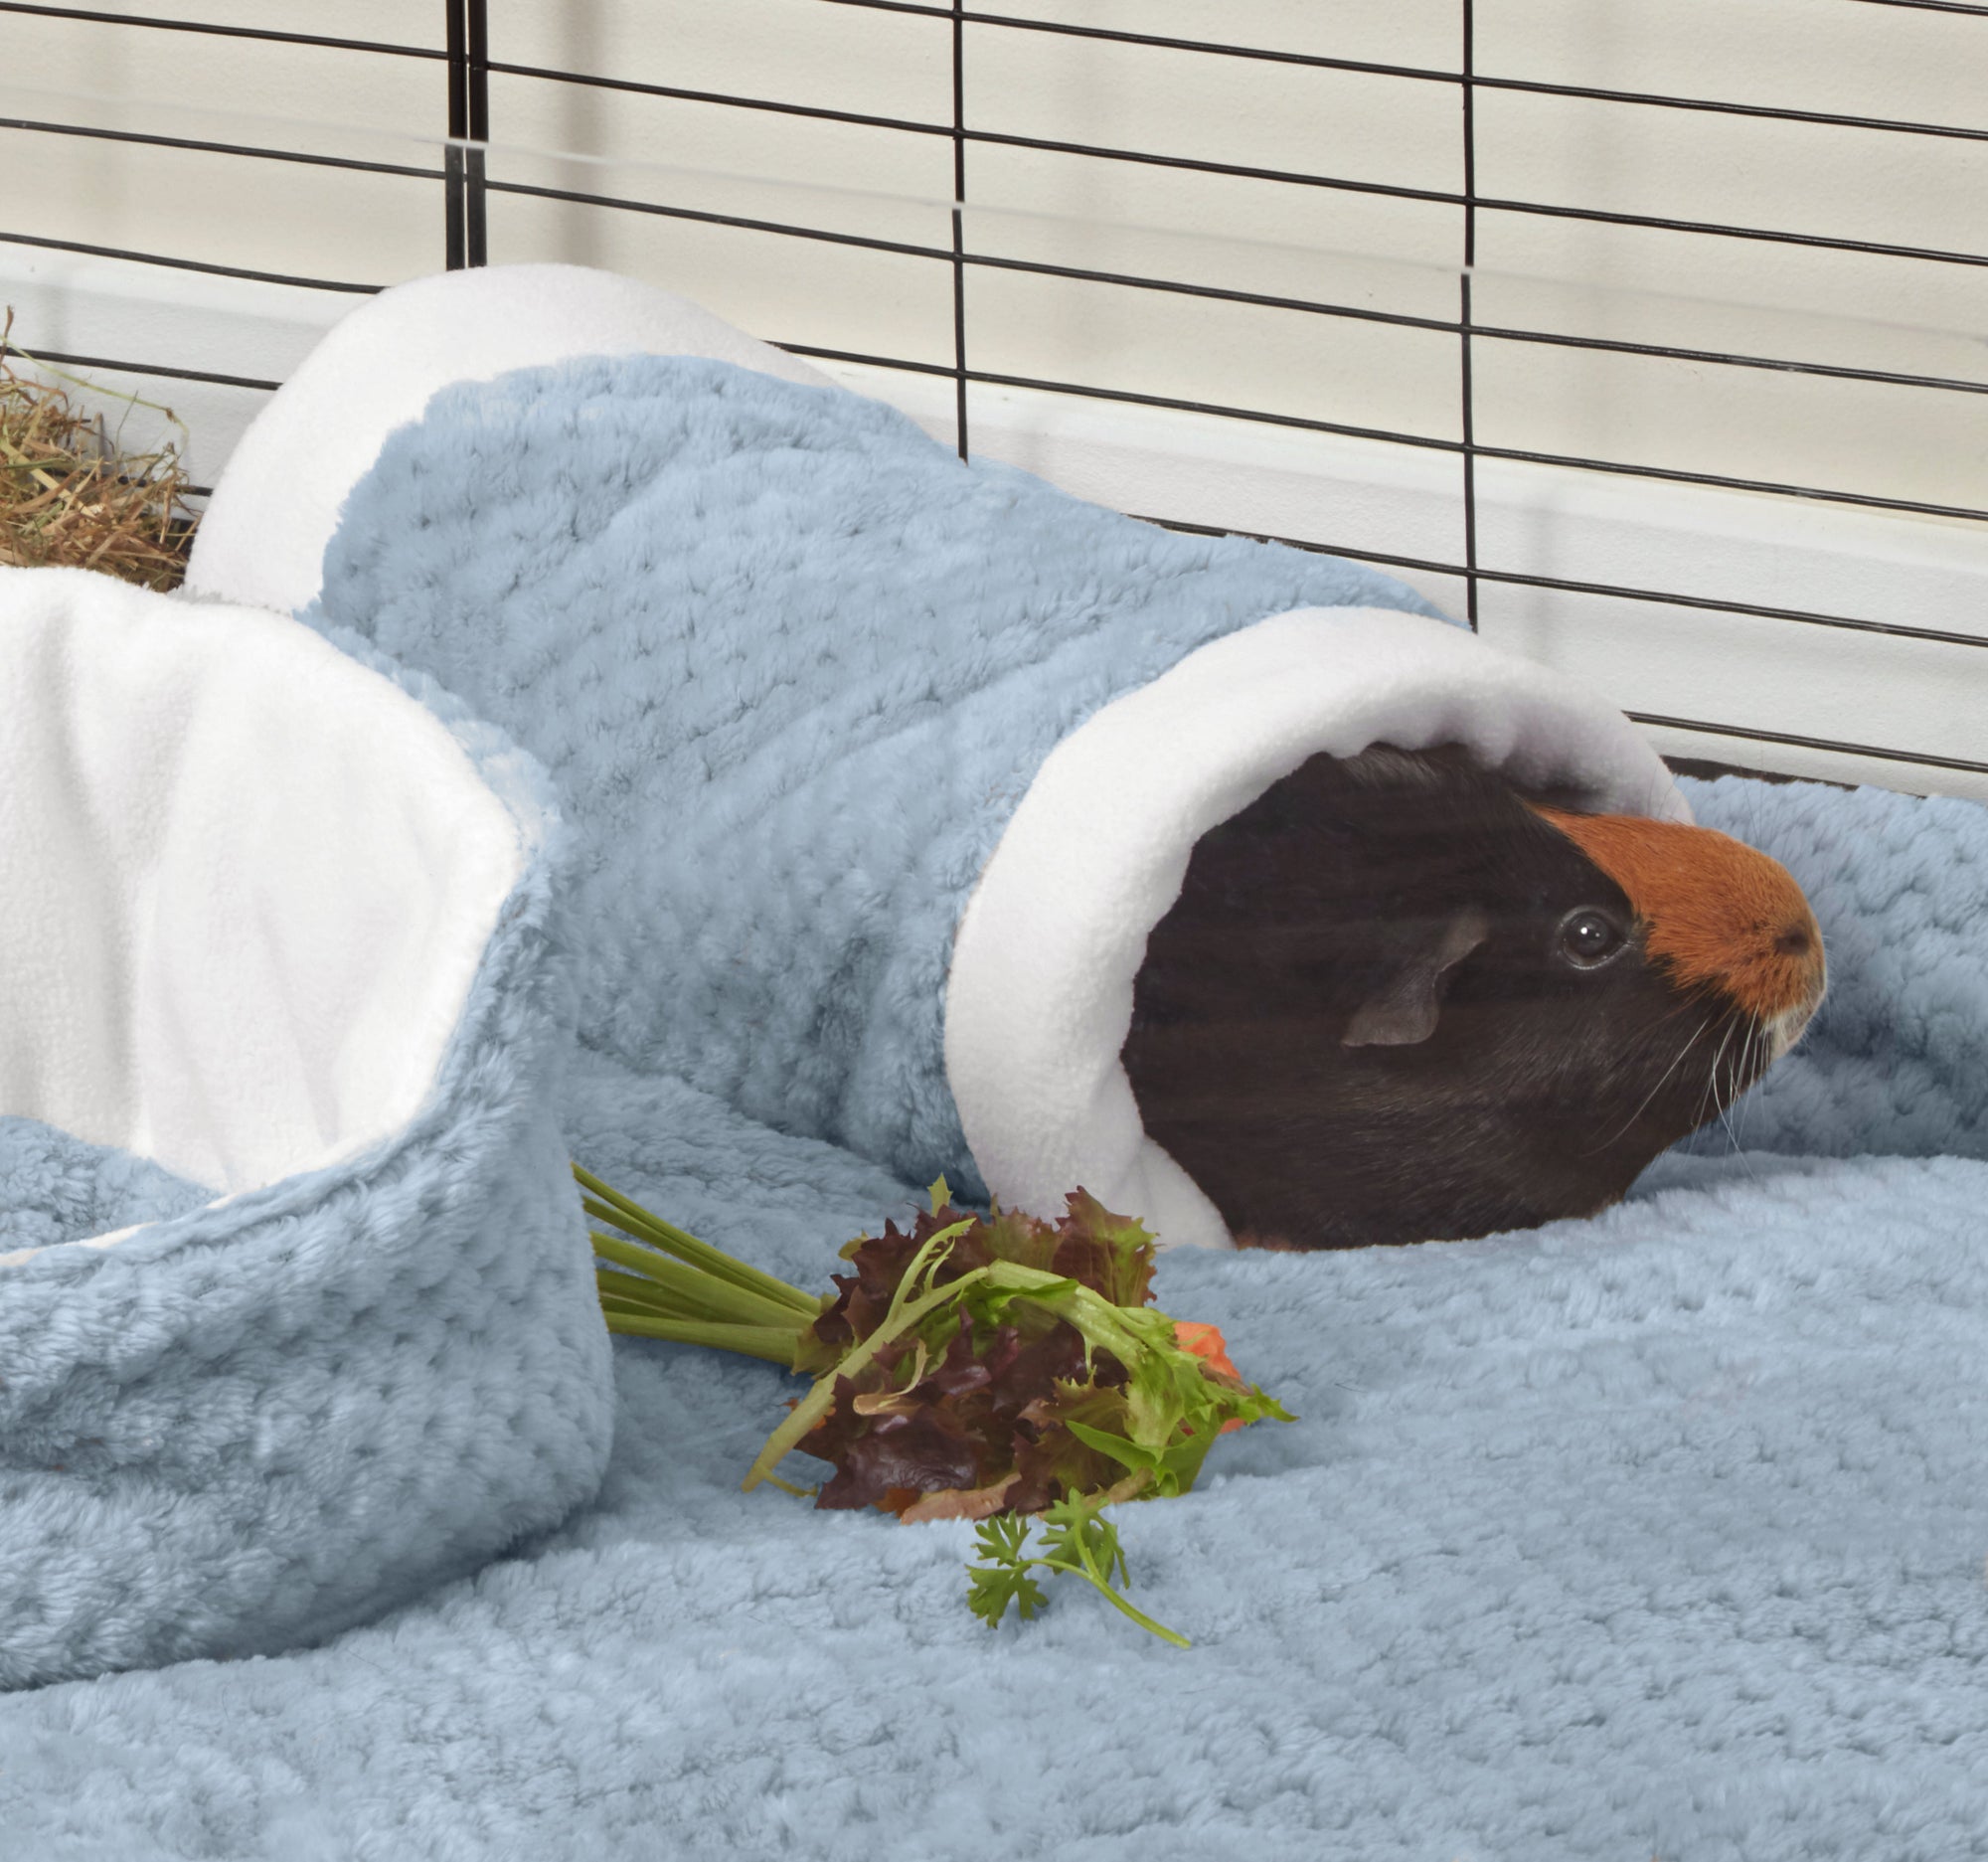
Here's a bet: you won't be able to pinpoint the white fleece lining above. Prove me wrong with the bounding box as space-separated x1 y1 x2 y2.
943 605 1689 1252
0 568 528 1256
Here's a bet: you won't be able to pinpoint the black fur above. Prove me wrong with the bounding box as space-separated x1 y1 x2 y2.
1121 744 1760 1250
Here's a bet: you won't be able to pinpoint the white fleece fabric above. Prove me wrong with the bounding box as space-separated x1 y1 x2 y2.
0 566 525 1216
183 263 833 618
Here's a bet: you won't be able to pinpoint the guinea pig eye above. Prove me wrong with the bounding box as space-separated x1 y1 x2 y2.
1557 908 1627 969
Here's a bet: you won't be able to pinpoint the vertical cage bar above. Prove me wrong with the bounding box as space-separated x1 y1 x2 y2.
466 0 489 266
1459 0 1480 631
444 0 488 268
950 0 970 461
444 0 467 269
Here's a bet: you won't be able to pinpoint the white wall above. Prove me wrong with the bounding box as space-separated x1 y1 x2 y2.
2 2 1984 795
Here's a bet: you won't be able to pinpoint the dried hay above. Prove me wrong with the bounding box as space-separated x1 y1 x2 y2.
1 308 200 592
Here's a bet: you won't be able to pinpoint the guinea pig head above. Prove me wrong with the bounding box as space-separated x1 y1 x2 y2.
1120 744 1825 1251
1528 805 1826 1062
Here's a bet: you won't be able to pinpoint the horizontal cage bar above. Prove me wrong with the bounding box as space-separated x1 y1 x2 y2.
769 344 1988 526
0 113 444 184
0 227 381 294
1626 713 1988 778
1137 521 1988 653
819 0 1988 138
0 3 440 58
461 65 1988 267
0 343 281 393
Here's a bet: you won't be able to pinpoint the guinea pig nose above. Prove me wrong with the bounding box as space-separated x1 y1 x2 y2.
1773 925 1813 958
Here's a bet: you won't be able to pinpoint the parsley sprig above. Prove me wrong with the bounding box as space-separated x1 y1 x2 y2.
968 1494 1189 1646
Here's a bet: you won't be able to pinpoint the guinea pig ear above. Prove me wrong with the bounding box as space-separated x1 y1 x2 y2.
1340 906 1490 1047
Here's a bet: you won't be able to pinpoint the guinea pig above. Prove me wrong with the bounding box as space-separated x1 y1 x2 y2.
1119 743 1825 1251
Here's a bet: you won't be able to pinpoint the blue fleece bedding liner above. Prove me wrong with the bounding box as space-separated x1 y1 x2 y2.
4 353 1986 1858
0 625 616 1695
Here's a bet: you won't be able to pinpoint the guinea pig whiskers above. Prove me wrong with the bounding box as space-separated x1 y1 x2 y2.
1729 1019 1767 1133
1714 1038 1767 1187
1689 1017 1739 1140
1580 1012 1712 1156
1699 1016 1763 1162
1725 1022 1771 1173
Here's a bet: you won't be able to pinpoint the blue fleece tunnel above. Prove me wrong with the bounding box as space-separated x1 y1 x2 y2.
277 273 1679 1252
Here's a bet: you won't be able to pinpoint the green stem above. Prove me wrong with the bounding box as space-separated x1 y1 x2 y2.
574 1163 822 1318
599 1310 805 1365
589 1231 809 1332
597 1277 702 1322
1029 1558 1191 1648
741 1267 992 1492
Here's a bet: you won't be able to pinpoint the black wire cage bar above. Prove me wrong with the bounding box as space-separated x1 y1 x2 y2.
1 0 1983 781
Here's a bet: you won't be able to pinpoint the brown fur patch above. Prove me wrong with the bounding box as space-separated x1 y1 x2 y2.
1532 809 1824 1022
